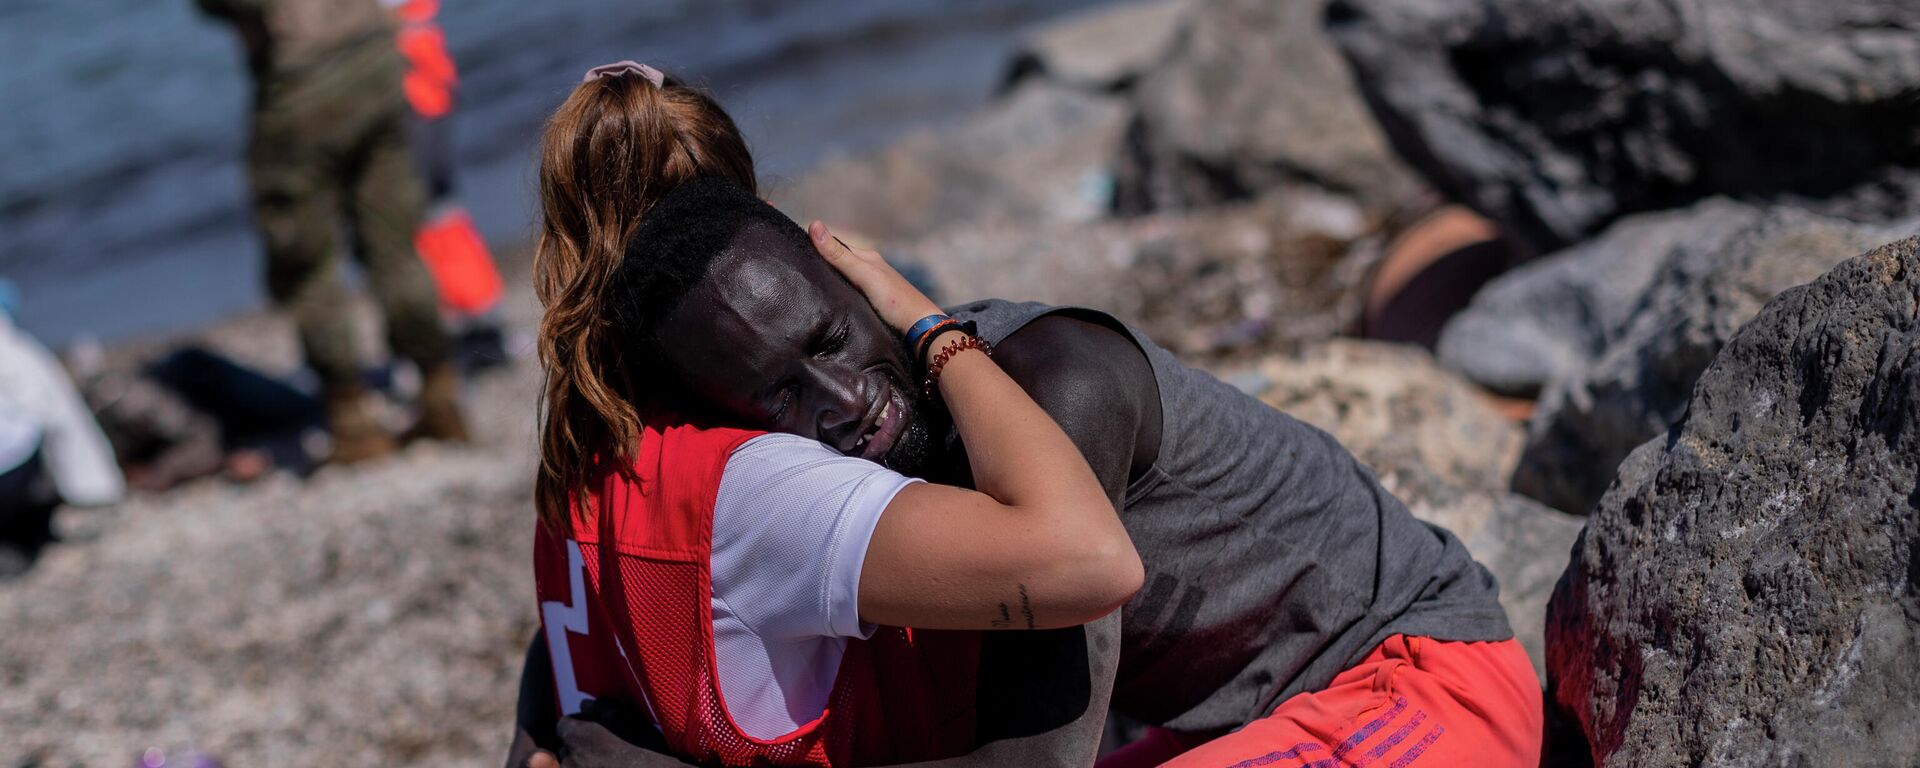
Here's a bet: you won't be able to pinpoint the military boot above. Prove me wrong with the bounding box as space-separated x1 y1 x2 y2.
407 363 471 444
326 386 398 465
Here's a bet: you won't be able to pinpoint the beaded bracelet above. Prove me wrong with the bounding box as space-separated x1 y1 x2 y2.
922 335 993 400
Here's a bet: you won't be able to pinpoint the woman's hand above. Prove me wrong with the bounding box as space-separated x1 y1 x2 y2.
809 221 942 335
806 224 1139 633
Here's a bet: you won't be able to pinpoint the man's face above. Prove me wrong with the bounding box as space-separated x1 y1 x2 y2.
655 222 942 474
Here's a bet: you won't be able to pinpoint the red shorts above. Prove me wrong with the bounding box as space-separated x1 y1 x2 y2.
1099 635 1542 768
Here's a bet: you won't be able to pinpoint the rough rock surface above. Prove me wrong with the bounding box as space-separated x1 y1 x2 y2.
1544 236 1920 767
1326 0 1920 253
0 336 540 767
0 272 547 766
773 81 1129 244
1232 341 1584 677
1515 208 1914 514
1246 340 1520 492
909 187 1380 361
1003 0 1195 93
1437 200 1763 397
1113 0 1423 216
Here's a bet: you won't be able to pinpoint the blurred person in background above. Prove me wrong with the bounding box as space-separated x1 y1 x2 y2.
381 0 511 372
192 0 469 464
67 343 329 492
0 280 125 576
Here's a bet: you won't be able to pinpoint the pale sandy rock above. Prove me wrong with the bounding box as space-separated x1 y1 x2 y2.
1004 0 1196 93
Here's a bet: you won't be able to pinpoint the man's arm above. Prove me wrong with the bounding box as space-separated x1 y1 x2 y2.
505 634 558 768
890 311 1160 765
984 312 1163 500
506 635 696 768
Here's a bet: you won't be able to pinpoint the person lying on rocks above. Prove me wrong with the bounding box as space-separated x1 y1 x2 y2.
507 65 1543 768
67 344 330 491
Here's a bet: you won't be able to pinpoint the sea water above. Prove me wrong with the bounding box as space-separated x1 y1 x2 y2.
0 0 1117 345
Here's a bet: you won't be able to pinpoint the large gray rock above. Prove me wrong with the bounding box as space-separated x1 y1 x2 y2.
1003 0 1195 94
1235 341 1585 678
1544 236 1920 767
912 187 1380 360
1113 0 1424 216
1248 340 1520 492
1515 208 1914 514
774 81 1129 243
1437 200 1763 397
1326 0 1920 254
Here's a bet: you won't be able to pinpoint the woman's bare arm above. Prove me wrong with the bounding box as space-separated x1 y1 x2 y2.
809 223 1143 632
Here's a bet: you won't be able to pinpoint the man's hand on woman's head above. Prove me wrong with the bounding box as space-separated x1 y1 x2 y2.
808 221 941 335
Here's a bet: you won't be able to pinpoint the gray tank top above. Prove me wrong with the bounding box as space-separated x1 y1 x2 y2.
951 300 1512 734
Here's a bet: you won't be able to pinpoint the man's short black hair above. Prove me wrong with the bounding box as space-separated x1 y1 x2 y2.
606 175 814 346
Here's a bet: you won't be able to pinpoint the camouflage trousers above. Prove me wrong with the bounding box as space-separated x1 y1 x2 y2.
247 79 450 392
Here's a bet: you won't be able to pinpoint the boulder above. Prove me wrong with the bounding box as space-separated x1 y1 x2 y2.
1002 0 1195 94
911 187 1379 361
1326 0 1920 254
1113 0 1424 217
1515 208 1915 514
1247 340 1520 491
773 81 1129 244
1234 341 1585 677
1437 200 1763 397
1544 236 1920 766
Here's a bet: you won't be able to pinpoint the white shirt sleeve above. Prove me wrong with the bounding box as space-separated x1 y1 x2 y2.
712 432 917 639
707 432 919 739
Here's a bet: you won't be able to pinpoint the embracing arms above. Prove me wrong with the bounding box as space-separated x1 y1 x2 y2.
506 227 1158 766
813 223 1143 631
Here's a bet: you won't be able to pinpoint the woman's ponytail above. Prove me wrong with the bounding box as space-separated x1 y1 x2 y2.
532 68 756 529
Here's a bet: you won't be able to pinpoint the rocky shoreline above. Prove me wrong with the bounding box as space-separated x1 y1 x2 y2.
0 277 548 765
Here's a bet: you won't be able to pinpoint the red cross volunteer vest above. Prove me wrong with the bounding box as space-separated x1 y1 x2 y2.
533 422 978 766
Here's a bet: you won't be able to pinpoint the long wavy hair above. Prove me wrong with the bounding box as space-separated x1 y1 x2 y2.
533 68 756 529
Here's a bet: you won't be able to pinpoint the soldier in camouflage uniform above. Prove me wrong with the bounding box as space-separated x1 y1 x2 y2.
195 0 469 463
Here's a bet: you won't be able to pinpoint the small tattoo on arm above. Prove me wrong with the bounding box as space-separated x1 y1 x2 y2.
991 603 1012 628
1018 584 1036 630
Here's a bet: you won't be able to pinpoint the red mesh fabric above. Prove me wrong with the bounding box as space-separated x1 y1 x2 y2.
534 422 978 766
610 552 844 765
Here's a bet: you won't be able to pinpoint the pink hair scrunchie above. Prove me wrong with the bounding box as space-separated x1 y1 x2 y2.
582 60 665 87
